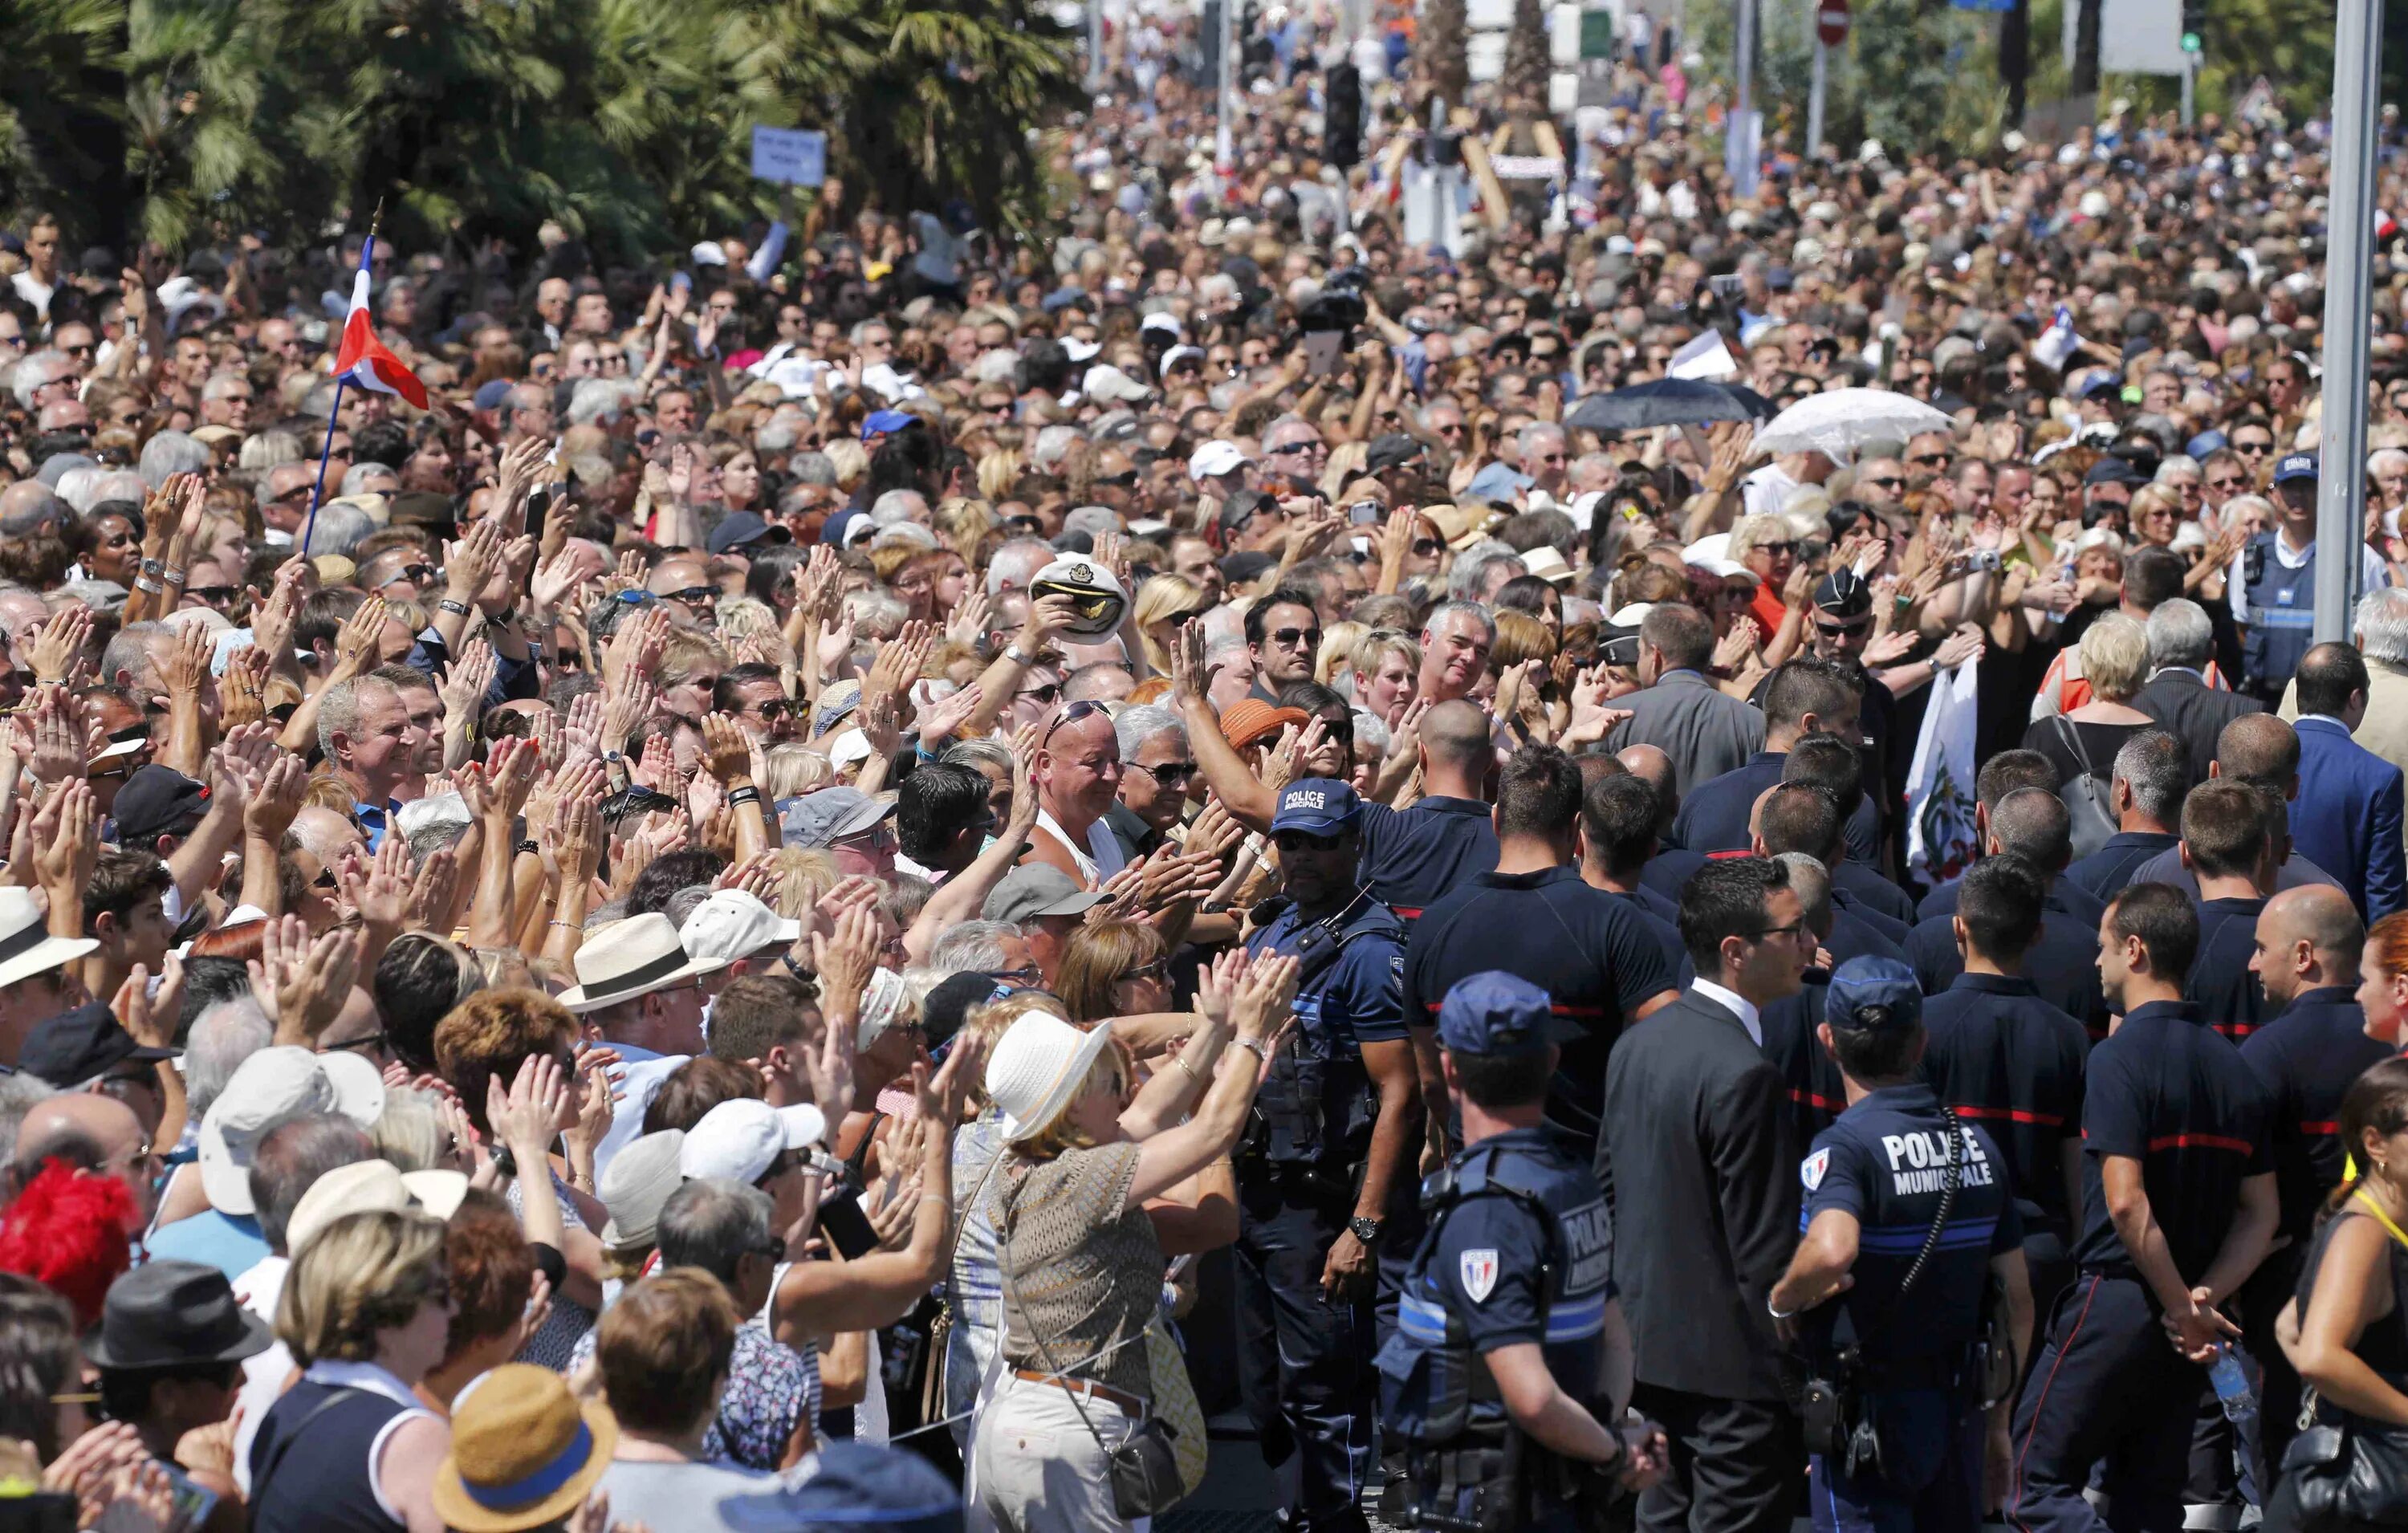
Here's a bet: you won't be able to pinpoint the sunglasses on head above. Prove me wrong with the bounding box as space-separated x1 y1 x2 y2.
1043 698 1110 742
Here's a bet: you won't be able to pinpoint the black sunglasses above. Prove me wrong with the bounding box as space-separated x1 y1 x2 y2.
1042 698 1109 742
1146 760 1200 787
1270 627 1324 649
662 585 716 604
1015 681 1063 706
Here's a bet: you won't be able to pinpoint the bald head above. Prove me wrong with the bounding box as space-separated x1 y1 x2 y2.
2253 885 2364 1010
0 482 62 536
14 1093 151 1222
1616 745 1677 829
2216 714 2300 791
1421 700 1494 778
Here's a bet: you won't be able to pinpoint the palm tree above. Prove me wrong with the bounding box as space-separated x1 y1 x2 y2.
0 0 130 247
1419 0 1470 104
1503 0 1550 106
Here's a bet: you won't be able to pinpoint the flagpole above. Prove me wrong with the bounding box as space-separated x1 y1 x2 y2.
300 201 380 559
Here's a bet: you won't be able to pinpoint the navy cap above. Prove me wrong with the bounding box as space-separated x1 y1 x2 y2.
1437 971 1579 1056
109 766 208 845
2274 451 2320 485
1812 566 1873 618
707 510 787 556
1823 957 1924 1034
1269 778 1362 835
820 508 867 547
860 410 917 441
2083 456 2146 487
18 1001 177 1088
722 1439 962 1533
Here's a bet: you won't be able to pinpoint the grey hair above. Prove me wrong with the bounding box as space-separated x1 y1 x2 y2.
88 471 148 509
1422 597 1499 643
2373 449 2408 479
137 430 209 490
201 371 250 402
841 587 909 640
929 919 1023 976
985 537 1058 596
250 1114 376 1254
662 884 714 929
2145 598 2215 670
316 674 398 761
567 377 641 427
787 453 836 487
339 461 398 498
304 501 376 558
941 738 1015 776
868 490 929 527
1773 852 1833 937
185 999 273 1122
1517 421 1568 454
1112 705 1184 758
2357 586 2408 666
10 352 73 411
0 1072 58 1172
1031 425 1080 470
238 430 303 472
1060 506 1123 545
755 421 799 453
656 1177 775 1284
1446 543 1525 603
101 620 168 690
2112 728 2191 825
51 466 104 514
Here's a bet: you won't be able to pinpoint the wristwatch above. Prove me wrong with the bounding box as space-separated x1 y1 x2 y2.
1348 1215 1384 1245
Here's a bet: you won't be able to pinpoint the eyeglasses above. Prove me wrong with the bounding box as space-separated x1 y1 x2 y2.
984 964 1045 986
1746 920 1810 942
1813 620 1872 638
1863 476 1904 490
2206 476 2247 492
1270 626 1324 649
661 585 716 604
1117 960 1169 986
1412 538 1444 557
2232 441 2273 456
1146 760 1200 787
1042 698 1109 742
1315 715 1353 746
1267 441 1322 456
1015 681 1063 706
745 698 794 720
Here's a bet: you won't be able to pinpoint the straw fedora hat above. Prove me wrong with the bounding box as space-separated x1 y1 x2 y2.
985 1013 1118 1143
555 912 718 1014
431 1364 617 1532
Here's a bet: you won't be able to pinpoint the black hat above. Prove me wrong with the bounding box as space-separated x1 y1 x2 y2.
83 1259 272 1371
1219 551 1276 586
923 971 1002 1051
1366 433 1426 474
1812 567 1874 619
2083 456 2147 488
109 766 209 845
388 490 457 530
18 1001 177 1089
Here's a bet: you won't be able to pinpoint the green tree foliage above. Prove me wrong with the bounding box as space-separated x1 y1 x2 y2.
16 0 1080 259
1695 0 2005 157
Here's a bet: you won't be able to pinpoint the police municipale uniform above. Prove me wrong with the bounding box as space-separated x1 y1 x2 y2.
1796 1081 2021 1533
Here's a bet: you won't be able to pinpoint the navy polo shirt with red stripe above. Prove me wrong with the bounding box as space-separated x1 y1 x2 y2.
2239 986 2392 1242
2187 896 2271 1040
1401 863 1678 1157
2072 998 2272 1283
1921 972 2091 1241
1758 973 1844 1150
1356 796 1500 927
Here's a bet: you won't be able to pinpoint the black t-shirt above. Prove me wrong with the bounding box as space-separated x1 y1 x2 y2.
1404 864 1678 1156
1920 973 2091 1238
2073 1000 2272 1281
1357 796 1500 925
2239 987 2394 1239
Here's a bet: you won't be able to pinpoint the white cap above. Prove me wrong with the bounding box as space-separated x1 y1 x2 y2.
199 1047 386 1215
1607 603 1656 627
1082 364 1153 404
689 241 729 268
678 1099 828 1185
1061 337 1101 364
1140 311 1186 340
1190 440 1251 482
680 889 803 971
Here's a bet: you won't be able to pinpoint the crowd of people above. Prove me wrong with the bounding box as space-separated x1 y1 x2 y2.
3 2 2408 1532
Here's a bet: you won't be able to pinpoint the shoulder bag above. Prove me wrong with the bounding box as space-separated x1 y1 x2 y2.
2045 714 2120 862
999 1165 1187 1519
2278 1192 2408 1529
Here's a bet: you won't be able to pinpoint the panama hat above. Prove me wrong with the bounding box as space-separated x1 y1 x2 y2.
985 1013 1118 1143
432 1364 617 1533
0 887 96 991
197 1046 385 1216
555 911 719 1014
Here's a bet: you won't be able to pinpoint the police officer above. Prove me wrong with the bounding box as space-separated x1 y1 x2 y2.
1767 956 2036 1533
1918 856 2091 1326
1378 971 1667 1532
2003 884 2279 1533
2235 453 2328 706
1240 777 1422 1533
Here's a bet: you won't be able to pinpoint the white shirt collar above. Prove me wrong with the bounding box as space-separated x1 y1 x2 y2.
1689 978 1763 1047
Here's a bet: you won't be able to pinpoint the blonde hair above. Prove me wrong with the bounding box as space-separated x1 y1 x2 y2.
2080 612 2151 701
1727 514 1796 563
977 452 1023 502
822 439 868 490
1316 620 1368 686
1133 572 1205 673
1490 608 1557 669
2129 483 2183 529
959 992 1072 1113
762 742 834 802
1319 441 1369 502
1351 628 1421 681
762 847 843 920
276 1209 449 1366
371 1088 446 1173
657 628 729 691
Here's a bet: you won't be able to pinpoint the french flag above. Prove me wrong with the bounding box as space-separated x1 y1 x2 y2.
333 232 428 411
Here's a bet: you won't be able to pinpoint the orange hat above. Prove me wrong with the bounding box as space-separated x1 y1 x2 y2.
1220 699 1308 750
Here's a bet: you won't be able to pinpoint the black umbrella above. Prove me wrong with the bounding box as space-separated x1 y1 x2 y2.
1564 378 1775 433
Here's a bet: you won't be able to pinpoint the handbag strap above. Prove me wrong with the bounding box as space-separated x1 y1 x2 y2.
2356 1189 2408 1252
998 1165 1125 1462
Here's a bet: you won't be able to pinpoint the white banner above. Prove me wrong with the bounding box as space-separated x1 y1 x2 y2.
1905 661 1981 887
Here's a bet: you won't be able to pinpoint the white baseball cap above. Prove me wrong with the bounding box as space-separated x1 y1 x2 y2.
1190 440 1252 482
679 889 803 972
678 1100 828 1185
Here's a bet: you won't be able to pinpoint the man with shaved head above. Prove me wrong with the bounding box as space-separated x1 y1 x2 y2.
2240 883 2387 1470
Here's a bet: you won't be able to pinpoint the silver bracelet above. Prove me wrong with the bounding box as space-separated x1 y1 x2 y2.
1229 1037 1269 1064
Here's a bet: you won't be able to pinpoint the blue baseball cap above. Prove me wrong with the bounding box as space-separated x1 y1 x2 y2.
1823 956 1924 1034
1437 971 1579 1057
860 409 917 441
722 1439 962 1533
2274 451 2320 485
1269 778 1362 836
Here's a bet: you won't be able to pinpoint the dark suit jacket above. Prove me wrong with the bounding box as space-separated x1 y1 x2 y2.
2292 716 2408 921
2135 668 2265 787
1602 988 1798 1401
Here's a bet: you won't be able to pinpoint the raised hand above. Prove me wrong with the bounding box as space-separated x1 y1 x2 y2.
220 644 273 728
110 955 183 1052
32 778 99 896
333 595 391 680
339 835 413 932
808 901 883 1019
249 559 311 665
26 607 90 686
440 639 499 723
250 917 362 1045
487 1051 573 1159
244 751 309 841
406 847 461 933
946 587 992 650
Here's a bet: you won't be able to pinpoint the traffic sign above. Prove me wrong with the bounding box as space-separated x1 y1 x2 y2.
1816 0 1849 46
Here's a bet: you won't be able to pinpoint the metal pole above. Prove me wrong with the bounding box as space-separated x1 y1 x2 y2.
2316 0 2382 643
2178 53 2194 126
1807 39 1827 161
1088 0 1104 91
1217 0 1239 169
1732 0 1758 195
